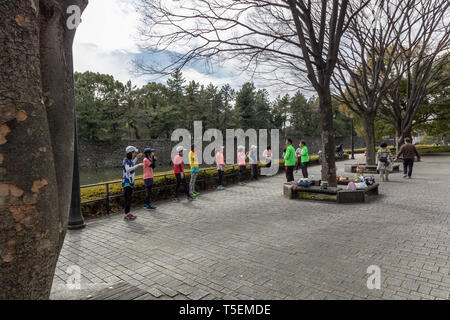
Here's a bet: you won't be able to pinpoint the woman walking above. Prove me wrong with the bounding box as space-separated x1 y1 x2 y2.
376 143 393 182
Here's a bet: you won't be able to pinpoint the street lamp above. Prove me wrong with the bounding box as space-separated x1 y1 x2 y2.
350 114 355 160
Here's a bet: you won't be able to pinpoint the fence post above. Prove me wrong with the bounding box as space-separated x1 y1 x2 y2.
106 183 110 215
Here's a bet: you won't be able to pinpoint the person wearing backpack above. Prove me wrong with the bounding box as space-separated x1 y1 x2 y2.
376 142 393 182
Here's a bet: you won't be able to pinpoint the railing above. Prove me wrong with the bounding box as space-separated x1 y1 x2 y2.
80 164 263 215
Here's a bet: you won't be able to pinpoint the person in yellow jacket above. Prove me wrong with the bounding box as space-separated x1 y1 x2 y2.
189 144 200 197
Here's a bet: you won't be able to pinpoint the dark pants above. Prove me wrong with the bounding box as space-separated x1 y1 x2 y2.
239 165 246 182
403 158 414 177
301 162 308 178
295 157 302 171
124 186 133 214
265 161 271 168
175 173 190 198
144 178 153 205
285 166 295 182
218 170 224 186
251 164 258 180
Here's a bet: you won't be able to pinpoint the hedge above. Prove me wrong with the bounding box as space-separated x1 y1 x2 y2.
80 153 347 218
344 145 450 155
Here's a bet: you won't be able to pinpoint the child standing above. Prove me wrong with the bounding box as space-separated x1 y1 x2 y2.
216 146 226 190
143 148 157 210
173 146 195 202
122 146 143 220
189 144 200 197
377 142 393 182
237 145 247 186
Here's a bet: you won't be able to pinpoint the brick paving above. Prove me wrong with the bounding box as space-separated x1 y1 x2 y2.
51 154 450 300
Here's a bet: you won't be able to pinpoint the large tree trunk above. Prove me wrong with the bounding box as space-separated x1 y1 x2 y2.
318 89 337 187
0 0 87 299
361 115 377 165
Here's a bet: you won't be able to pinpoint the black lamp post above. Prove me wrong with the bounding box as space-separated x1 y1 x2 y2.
350 114 355 160
68 113 85 230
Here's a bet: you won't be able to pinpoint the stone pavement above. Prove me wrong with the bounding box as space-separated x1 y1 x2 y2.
50 154 450 300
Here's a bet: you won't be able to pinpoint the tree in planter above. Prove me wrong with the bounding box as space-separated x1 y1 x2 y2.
134 0 370 186
332 0 415 164
0 0 88 299
378 0 449 149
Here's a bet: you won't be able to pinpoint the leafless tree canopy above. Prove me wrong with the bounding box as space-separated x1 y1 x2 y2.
134 0 368 92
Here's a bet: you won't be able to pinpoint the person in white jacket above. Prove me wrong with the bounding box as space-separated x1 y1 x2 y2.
122 146 143 220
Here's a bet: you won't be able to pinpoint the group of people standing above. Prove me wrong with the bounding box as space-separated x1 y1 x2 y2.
121 144 273 220
284 138 309 182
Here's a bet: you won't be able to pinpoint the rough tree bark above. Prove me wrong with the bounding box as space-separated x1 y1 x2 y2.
361 114 377 165
0 0 87 300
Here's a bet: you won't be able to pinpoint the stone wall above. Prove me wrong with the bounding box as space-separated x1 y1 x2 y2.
78 135 368 169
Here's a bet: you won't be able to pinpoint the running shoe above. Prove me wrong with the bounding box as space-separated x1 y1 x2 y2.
187 196 195 201
124 214 137 221
147 205 157 210
173 198 180 203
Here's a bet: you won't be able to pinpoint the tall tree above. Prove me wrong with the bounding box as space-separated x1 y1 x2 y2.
0 0 88 299
234 82 256 130
332 0 413 164
378 0 449 148
134 0 370 186
289 92 320 136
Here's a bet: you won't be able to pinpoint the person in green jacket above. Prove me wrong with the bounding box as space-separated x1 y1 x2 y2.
299 140 309 178
284 138 296 182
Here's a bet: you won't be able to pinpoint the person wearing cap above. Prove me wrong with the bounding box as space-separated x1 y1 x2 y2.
248 145 258 180
237 145 247 185
143 148 157 210
173 146 194 202
122 146 143 220
216 146 226 190
189 144 200 197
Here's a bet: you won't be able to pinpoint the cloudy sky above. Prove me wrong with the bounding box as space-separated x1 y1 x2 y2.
73 0 299 97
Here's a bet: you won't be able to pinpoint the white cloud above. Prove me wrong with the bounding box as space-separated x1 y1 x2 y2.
72 0 303 98
74 0 139 53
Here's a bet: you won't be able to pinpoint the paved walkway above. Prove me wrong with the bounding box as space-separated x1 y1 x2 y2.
51 154 450 300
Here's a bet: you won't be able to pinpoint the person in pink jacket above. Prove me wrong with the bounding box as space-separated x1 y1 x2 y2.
237 145 247 186
216 146 226 190
143 148 157 210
